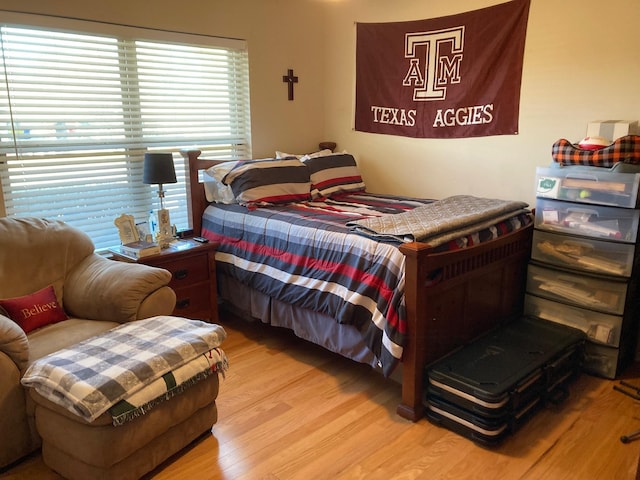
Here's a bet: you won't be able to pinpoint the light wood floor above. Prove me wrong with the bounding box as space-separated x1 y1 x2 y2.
3 313 640 480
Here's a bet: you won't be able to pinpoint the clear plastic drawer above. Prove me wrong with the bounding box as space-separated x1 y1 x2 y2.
526 263 628 315
531 229 636 277
536 166 640 208
583 343 620 379
524 294 622 347
535 198 640 244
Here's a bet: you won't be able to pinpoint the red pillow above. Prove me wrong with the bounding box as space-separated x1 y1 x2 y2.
0 285 68 333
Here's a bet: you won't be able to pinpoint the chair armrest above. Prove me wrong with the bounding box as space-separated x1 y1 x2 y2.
0 313 29 373
64 254 176 323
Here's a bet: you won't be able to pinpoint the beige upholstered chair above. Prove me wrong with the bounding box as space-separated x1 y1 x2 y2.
0 217 177 469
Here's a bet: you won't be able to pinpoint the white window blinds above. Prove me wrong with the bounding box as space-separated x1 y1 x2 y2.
0 19 250 250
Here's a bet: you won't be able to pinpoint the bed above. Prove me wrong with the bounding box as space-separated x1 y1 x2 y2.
181 149 534 421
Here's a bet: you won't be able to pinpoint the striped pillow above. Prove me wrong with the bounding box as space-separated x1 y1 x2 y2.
222 158 311 205
302 153 366 199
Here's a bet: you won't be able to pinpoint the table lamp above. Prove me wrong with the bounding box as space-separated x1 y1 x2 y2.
143 152 177 247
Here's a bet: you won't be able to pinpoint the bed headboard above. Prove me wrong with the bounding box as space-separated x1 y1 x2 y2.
180 149 226 236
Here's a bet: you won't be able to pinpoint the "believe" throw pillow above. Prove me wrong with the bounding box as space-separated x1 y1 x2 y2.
0 285 68 334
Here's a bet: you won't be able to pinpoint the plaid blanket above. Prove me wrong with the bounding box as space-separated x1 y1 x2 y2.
21 316 227 423
552 135 640 167
109 347 227 426
346 195 529 244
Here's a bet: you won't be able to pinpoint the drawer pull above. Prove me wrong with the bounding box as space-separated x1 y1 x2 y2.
176 298 191 309
174 269 189 280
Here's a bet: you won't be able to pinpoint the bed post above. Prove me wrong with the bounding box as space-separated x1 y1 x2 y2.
180 149 202 235
396 242 431 422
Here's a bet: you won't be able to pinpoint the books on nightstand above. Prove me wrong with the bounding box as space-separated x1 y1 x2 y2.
111 240 161 259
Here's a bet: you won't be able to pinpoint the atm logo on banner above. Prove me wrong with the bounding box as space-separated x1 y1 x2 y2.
355 0 530 139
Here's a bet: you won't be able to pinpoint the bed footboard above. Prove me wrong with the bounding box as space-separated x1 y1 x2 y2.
396 223 533 421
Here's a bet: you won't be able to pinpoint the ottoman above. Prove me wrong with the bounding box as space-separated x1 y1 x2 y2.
21 316 228 480
30 372 219 480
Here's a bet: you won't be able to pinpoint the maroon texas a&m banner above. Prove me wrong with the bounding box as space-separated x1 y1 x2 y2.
355 0 530 139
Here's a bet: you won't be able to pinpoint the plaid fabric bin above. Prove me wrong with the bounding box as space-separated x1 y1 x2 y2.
552 135 640 167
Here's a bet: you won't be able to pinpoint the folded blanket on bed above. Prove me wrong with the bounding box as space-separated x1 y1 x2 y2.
21 316 227 423
346 195 529 245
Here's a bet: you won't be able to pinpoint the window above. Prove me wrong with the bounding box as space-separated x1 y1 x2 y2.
0 17 250 250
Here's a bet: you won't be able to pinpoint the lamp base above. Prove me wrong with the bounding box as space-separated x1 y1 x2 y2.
155 208 173 248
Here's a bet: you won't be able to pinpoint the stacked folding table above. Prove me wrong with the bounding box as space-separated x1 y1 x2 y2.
424 316 585 446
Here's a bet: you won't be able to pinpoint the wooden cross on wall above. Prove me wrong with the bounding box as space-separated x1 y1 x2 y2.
282 69 298 101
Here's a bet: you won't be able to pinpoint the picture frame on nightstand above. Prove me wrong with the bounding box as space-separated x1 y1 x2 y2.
114 214 139 244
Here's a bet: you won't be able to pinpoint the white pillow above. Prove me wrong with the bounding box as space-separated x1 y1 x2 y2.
275 149 333 159
203 161 239 203
300 149 347 161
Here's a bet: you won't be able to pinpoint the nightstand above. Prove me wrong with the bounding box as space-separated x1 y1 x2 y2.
109 239 219 323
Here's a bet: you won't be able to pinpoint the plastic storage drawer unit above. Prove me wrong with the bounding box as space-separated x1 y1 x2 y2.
583 342 622 379
536 166 640 208
531 229 636 277
526 263 628 315
524 293 622 347
535 198 640 243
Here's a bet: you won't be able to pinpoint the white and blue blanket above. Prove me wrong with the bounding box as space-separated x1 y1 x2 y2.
21 316 228 424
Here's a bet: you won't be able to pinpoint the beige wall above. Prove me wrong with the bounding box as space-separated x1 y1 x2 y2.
2 0 639 209
323 0 640 206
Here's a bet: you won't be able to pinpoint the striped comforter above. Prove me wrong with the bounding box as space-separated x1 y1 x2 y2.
201 193 531 376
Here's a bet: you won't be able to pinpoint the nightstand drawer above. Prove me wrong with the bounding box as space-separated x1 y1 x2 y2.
160 255 210 288
173 283 211 319
531 229 636 277
526 263 627 315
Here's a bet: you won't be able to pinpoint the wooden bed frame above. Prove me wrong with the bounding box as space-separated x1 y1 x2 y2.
181 149 534 421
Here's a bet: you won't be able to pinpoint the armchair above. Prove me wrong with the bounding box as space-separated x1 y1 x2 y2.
0 217 176 469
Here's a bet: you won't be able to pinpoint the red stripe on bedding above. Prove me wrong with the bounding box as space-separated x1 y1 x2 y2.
314 175 364 190
205 231 404 333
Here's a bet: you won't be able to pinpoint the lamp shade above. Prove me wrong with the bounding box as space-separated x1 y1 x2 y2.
142 153 177 185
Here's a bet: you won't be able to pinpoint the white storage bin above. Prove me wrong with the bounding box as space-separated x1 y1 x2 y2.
531 229 636 277
524 294 622 347
526 263 627 315
536 166 640 208
535 198 640 243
